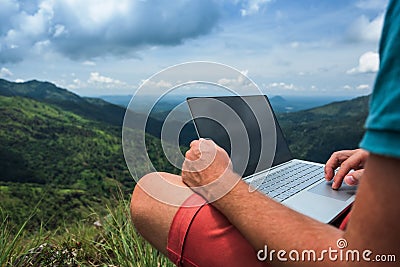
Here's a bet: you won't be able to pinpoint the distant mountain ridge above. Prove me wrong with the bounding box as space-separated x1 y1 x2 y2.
270 95 286 103
99 94 351 114
0 78 370 163
0 79 186 145
0 79 125 127
0 79 80 101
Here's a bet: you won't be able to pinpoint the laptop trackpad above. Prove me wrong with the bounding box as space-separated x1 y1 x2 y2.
308 181 356 201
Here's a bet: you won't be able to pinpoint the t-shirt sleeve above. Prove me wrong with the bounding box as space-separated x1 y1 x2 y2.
359 0 400 159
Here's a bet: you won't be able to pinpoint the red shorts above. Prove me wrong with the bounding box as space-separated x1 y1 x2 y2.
167 193 351 267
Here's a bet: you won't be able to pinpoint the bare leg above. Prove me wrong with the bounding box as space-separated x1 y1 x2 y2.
130 172 193 255
131 172 270 267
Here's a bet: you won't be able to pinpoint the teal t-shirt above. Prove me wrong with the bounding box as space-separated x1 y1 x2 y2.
360 0 400 159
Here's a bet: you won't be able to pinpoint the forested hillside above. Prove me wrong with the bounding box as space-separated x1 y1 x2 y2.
278 95 369 163
0 94 177 230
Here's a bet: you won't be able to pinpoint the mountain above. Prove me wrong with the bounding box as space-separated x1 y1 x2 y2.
0 79 126 126
0 79 369 161
270 95 286 103
0 79 196 146
0 80 182 230
277 95 369 163
99 94 351 114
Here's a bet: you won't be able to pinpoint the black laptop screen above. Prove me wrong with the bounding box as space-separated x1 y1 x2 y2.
187 95 293 177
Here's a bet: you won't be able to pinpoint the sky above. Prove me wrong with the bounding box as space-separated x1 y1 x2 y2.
0 0 388 97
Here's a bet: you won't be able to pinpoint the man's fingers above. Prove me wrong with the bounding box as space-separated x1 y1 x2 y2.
344 169 363 186
324 163 335 181
332 157 355 189
189 139 214 152
331 167 349 190
184 149 196 161
190 139 200 148
187 139 205 160
184 139 218 172
331 157 360 189
325 150 353 181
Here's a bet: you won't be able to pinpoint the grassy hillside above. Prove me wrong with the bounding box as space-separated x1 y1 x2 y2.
0 95 179 230
0 80 180 266
1 195 174 266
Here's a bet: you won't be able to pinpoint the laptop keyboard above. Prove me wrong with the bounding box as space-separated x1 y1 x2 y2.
253 161 325 202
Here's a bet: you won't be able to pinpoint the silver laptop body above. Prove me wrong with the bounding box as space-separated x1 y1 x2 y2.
186 95 356 223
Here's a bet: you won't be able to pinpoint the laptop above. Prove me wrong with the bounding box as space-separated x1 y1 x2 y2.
186 95 356 223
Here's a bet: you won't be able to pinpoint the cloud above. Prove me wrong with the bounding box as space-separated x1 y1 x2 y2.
65 78 84 90
217 70 252 89
88 72 126 87
0 67 13 77
266 82 298 91
62 72 129 90
356 84 369 90
343 84 370 91
290 42 300 48
347 51 379 74
82 61 96 66
140 79 173 89
0 0 221 62
240 0 273 16
0 1 19 35
347 13 385 42
355 0 389 10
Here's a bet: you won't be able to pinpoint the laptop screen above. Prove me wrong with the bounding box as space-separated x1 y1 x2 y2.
187 95 293 177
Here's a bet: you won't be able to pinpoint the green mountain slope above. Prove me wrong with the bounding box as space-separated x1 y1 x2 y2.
0 96 129 185
0 79 126 127
0 79 196 146
277 95 369 163
0 95 177 229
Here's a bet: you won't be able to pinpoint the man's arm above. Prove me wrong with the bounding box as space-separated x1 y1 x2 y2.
183 140 400 266
212 180 343 266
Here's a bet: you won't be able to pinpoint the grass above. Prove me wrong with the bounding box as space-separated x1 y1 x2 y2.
0 212 27 266
0 194 174 267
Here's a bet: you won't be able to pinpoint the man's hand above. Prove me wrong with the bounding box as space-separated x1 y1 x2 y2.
182 139 238 199
324 149 369 189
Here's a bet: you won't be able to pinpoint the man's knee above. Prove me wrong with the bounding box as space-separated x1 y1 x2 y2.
129 172 187 254
130 172 155 233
